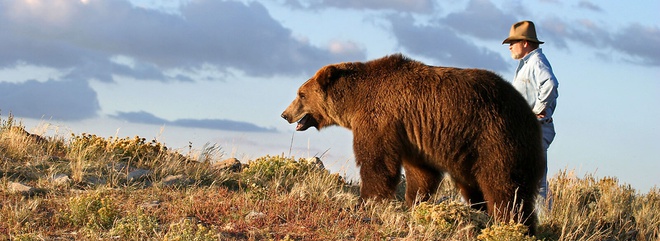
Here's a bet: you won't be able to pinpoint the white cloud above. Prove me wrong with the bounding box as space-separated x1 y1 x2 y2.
0 0 367 121
328 40 364 55
577 1 602 12
540 17 660 66
0 63 68 83
389 14 509 72
1 0 657 123
610 24 660 66
0 0 365 81
282 0 436 13
0 79 100 120
112 111 277 132
442 0 517 40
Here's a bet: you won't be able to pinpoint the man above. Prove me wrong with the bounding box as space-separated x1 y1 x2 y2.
503 20 559 203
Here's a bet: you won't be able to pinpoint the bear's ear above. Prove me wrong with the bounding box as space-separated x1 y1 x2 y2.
316 65 342 90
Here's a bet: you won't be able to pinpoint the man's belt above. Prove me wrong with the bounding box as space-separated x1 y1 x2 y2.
540 118 553 124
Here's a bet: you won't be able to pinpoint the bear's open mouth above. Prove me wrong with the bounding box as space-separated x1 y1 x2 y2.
296 114 317 131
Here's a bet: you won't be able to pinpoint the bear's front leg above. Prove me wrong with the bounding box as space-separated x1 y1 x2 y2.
358 162 401 201
353 133 403 202
402 161 443 206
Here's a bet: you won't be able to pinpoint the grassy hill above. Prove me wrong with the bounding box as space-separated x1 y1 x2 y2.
1 115 658 240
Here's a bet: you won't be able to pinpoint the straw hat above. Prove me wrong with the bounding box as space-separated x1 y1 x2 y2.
502 20 544 44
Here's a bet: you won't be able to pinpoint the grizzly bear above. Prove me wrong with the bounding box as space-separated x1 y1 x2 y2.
281 54 544 234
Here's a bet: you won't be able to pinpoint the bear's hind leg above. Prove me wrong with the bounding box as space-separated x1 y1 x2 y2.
479 184 538 235
521 199 538 235
454 181 487 211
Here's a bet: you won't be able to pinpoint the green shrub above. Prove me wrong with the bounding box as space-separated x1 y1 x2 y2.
411 201 490 237
68 133 167 163
240 155 326 197
547 171 640 240
109 208 160 240
64 190 120 230
477 221 537 241
163 218 218 241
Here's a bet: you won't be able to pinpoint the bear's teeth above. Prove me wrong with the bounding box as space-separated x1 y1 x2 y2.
296 114 311 131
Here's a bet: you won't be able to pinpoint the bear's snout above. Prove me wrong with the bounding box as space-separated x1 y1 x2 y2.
281 112 290 122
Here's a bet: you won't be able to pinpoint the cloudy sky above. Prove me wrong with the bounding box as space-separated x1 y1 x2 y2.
1 0 658 192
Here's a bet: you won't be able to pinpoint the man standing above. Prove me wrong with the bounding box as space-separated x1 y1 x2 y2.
503 20 559 204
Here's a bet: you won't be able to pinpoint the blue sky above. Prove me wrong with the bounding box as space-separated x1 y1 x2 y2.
1 0 658 192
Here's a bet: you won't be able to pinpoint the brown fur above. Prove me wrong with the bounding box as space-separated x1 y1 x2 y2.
281 54 544 234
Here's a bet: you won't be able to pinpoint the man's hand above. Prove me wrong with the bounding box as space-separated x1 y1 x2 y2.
537 109 546 119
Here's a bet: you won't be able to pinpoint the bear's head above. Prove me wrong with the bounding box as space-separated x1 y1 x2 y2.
281 64 348 131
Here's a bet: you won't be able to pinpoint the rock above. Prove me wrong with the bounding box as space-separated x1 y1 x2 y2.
41 156 64 163
109 163 151 182
213 157 243 172
160 175 193 187
306 157 325 169
85 176 107 186
10 126 48 144
9 182 34 194
221 222 236 232
8 182 43 196
245 211 266 221
139 200 161 209
52 174 71 186
127 168 150 182
110 163 128 172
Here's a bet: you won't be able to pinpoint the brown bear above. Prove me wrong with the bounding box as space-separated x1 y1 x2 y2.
281 54 544 234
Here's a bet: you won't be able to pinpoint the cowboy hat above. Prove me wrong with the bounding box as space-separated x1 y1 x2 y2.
502 20 544 44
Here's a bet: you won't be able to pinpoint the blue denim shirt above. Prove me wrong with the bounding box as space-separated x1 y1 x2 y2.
512 48 559 122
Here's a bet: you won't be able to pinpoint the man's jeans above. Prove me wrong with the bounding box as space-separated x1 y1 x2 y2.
539 122 556 207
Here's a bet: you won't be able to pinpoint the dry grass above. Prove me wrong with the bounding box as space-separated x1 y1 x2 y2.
1 115 658 240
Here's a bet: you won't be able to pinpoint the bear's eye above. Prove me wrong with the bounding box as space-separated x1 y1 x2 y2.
299 92 306 100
